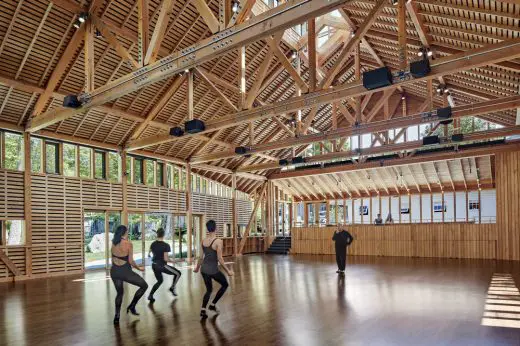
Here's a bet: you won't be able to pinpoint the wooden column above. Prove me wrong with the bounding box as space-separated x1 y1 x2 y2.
441 191 445 223
304 203 308 227
137 0 149 67
239 46 246 109
219 0 231 31
325 200 330 225
232 173 238 255
84 18 95 92
398 0 407 70
343 199 347 224
23 133 32 276
465 190 469 222
186 163 192 261
369 197 372 224
478 189 482 224
58 142 64 175
453 192 457 222
188 70 194 120
398 195 402 223
355 43 361 123
360 198 364 224
419 193 423 223
351 198 354 224
430 193 434 223
308 18 316 92
121 151 128 226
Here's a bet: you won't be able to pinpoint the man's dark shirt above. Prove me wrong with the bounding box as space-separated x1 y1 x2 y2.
150 240 170 265
332 230 354 251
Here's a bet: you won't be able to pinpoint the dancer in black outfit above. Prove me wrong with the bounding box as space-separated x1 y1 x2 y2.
194 220 234 319
148 228 181 302
110 225 148 325
332 228 354 275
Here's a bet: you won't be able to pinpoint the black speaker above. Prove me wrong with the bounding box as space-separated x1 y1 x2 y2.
235 146 248 155
185 119 205 134
423 135 440 145
437 106 452 119
279 159 289 166
410 59 431 78
63 95 81 108
452 133 464 142
362 67 393 90
169 127 184 137
440 119 453 125
291 156 305 164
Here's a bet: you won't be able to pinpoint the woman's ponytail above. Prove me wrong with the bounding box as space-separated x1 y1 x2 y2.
112 225 128 246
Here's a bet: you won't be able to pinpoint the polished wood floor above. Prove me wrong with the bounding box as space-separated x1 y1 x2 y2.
1 255 520 345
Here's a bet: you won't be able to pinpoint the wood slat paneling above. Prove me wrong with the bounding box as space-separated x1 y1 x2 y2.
292 224 497 259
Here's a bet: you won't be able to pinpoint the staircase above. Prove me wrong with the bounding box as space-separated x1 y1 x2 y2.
266 237 291 254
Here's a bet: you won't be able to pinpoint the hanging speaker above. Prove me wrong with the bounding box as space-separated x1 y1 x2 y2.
410 59 431 78
451 133 464 142
169 127 184 137
423 135 440 145
279 159 289 166
235 146 248 155
437 106 452 119
291 156 305 164
63 95 81 108
362 67 393 90
185 119 205 134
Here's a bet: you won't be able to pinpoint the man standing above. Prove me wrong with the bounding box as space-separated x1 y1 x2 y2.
332 228 354 275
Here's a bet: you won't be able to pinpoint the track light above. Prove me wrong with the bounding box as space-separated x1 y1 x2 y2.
391 0 398 5
427 49 433 57
232 1 239 13
73 20 81 29
350 31 356 38
185 69 189 73
95 29 102 38
291 51 298 59
78 12 88 23
418 50 424 57
401 94 406 100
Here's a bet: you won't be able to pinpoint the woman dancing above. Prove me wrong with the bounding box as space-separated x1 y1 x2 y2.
194 220 233 319
110 225 148 325
148 228 182 302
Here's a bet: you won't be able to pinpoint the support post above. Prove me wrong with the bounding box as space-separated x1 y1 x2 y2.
398 0 407 70
84 18 95 92
232 173 238 255
188 70 194 120
308 18 316 92
24 133 32 276
138 0 149 67
121 151 128 226
239 183 267 254
239 46 246 109
186 163 192 261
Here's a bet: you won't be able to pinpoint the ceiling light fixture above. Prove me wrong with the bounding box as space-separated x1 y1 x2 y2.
232 1 239 13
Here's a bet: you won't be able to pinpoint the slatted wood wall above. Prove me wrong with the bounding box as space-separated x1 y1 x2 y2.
0 169 25 279
496 152 520 261
292 224 497 259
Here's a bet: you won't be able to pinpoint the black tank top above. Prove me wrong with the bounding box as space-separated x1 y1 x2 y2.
201 239 218 275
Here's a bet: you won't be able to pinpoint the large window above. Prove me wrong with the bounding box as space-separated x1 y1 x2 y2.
145 160 154 185
79 146 92 178
167 164 173 188
156 162 164 186
108 152 120 183
63 143 77 177
126 156 132 183
30 137 42 173
94 151 106 179
3 132 23 170
134 158 143 184
1 220 25 246
45 142 59 174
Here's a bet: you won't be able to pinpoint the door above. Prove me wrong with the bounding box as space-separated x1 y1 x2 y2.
84 210 121 270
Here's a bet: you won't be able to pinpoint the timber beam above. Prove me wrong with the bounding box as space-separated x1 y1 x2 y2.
125 38 520 151
26 0 351 133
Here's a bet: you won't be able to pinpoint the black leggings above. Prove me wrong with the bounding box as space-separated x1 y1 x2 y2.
150 263 181 296
201 271 228 308
336 249 347 271
110 264 148 316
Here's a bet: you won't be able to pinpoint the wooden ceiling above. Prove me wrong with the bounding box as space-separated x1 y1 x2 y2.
0 0 518 194
274 155 494 201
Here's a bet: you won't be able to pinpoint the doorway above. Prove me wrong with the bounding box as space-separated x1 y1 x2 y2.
83 210 121 270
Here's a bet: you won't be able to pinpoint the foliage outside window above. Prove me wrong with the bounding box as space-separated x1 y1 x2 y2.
174 168 180 190
94 151 106 179
166 164 173 188
126 156 132 183
79 146 92 178
145 160 154 185
202 178 207 194
3 132 23 170
156 162 164 186
108 152 120 183
134 158 143 184
30 137 42 173
63 143 77 177
45 142 59 174
2 220 25 246
181 170 186 190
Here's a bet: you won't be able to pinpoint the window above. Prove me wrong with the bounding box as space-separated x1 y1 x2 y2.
174 168 180 190
63 143 77 177
1 220 25 246
108 152 120 183
3 132 23 170
201 178 207 194
79 146 92 178
145 160 154 185
94 151 106 179
45 142 59 174
181 170 186 190
126 156 132 183
30 137 42 173
166 164 173 188
469 201 480 210
134 158 143 184
156 162 164 186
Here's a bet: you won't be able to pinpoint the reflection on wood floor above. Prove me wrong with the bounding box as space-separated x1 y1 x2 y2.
1 255 520 345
